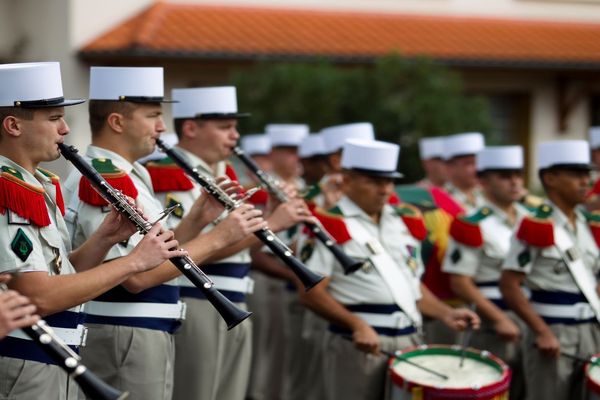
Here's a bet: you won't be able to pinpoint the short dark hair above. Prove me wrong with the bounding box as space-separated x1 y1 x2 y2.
88 100 137 136
173 118 205 138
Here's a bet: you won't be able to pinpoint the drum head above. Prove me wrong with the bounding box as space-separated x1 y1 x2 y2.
389 344 511 399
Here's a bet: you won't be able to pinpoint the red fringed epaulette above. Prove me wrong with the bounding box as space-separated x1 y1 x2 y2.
313 206 352 244
145 157 193 193
79 158 138 207
37 168 65 216
0 166 51 227
247 188 269 206
516 204 554 248
395 204 427 241
449 207 492 248
588 179 600 198
584 211 600 248
225 163 239 182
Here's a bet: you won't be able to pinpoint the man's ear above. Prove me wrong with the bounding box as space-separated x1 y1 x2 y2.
106 112 125 134
181 119 198 139
2 116 23 138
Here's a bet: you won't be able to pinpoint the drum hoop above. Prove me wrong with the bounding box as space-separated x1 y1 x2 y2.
388 344 511 397
585 354 600 393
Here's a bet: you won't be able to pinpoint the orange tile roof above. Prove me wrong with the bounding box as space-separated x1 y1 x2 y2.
80 2 600 68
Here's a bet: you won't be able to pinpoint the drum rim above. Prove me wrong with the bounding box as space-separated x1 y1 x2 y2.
388 344 511 397
585 353 600 392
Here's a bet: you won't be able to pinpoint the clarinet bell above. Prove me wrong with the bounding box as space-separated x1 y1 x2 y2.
203 286 252 330
75 367 129 400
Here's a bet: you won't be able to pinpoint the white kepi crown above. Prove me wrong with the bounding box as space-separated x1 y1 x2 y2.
419 136 445 160
537 140 591 170
589 126 600 150
172 86 249 119
321 122 375 154
443 132 485 160
299 134 326 159
341 139 403 179
476 146 524 171
241 134 271 156
89 66 172 102
0 62 84 108
266 124 309 147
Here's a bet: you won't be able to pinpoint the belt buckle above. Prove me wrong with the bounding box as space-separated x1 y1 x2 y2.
80 325 89 347
179 302 187 321
576 303 594 320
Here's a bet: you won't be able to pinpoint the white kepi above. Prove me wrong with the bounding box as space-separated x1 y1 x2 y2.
266 124 309 147
341 139 403 179
476 146 524 172
172 86 249 119
321 122 375 154
299 134 326 159
418 136 445 160
89 66 172 102
589 127 600 150
241 134 271 156
0 61 84 107
537 140 591 170
443 132 485 160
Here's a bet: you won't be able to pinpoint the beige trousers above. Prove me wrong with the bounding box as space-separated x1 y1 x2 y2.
172 298 252 400
323 331 422 400
0 357 78 400
523 322 600 400
80 324 175 400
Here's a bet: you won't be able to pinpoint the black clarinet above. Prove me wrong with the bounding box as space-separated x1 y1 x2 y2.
0 284 127 400
156 139 324 291
58 144 251 330
232 146 366 275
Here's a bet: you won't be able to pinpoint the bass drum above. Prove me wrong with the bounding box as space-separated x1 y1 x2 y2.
585 353 600 399
389 344 511 400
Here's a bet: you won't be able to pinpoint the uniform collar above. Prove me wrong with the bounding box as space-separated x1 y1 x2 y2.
0 155 51 187
338 195 395 224
547 200 585 229
484 200 529 226
174 146 225 177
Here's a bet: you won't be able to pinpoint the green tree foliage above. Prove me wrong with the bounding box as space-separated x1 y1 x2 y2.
232 54 491 182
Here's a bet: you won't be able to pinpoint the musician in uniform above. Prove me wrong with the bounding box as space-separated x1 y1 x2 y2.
299 133 328 189
586 126 600 211
442 146 529 399
416 136 447 188
144 86 313 400
300 138 479 400
63 70 264 400
443 132 486 212
500 140 600 400
0 62 181 399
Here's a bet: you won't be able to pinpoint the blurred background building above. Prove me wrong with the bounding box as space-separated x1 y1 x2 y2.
1 0 600 185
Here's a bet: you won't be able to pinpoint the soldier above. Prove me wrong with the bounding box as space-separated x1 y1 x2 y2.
63 70 263 400
500 140 600 400
300 138 479 400
416 136 447 188
586 127 600 210
443 132 486 212
145 86 312 400
0 62 178 400
442 146 529 399
299 133 328 188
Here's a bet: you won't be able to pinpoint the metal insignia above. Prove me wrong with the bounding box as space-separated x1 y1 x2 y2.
52 248 62 274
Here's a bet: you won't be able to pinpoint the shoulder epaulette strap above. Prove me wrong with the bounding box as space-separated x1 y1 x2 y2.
0 166 51 227
304 184 322 202
79 158 138 207
36 168 65 216
516 204 554 247
145 157 194 193
448 207 491 247
313 206 352 244
584 210 600 248
394 203 427 241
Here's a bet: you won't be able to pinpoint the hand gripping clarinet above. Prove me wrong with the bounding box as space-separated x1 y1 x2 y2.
58 144 251 329
0 283 128 400
156 139 324 291
232 146 367 275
